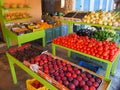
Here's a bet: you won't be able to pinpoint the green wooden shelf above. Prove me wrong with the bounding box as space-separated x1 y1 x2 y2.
5 17 32 23
2 7 31 10
60 20 120 31
5 28 45 47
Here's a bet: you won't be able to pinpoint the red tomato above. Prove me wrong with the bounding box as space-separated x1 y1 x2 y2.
109 55 114 61
109 50 115 56
98 47 103 51
97 51 103 55
103 56 109 60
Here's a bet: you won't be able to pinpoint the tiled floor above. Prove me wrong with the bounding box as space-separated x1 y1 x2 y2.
0 43 120 90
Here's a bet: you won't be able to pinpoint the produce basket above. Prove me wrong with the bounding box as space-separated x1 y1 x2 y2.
26 79 48 90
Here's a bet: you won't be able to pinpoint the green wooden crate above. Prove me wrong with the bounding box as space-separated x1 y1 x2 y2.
53 26 61 38
45 28 53 44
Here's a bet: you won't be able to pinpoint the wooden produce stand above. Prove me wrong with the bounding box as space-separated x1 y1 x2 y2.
5 28 45 47
6 50 111 90
0 0 44 47
52 43 120 79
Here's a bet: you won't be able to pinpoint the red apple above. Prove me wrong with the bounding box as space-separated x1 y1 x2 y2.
83 85 89 90
86 81 92 86
62 77 67 81
35 56 40 62
48 62 52 65
63 67 67 71
73 67 78 71
66 72 71 77
76 76 82 81
68 67 72 71
86 73 92 78
83 77 88 81
63 80 69 86
79 80 85 86
39 61 44 66
69 83 75 89
90 78 95 82
81 73 86 78
89 86 96 90
59 73 64 78
75 70 81 74
68 77 73 82
49 69 55 74
72 73 77 78
93 82 99 88
62 61 66 66
73 79 79 86
54 72 59 76
55 76 61 81
95 77 102 84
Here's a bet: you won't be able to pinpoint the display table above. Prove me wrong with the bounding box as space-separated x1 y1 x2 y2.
52 43 120 79
60 20 120 47
6 52 58 90
5 29 45 47
6 51 111 90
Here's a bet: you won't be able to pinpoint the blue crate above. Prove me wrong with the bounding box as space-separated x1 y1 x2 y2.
78 60 100 73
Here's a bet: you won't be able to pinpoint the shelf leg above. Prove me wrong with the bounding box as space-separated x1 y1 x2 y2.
111 53 120 75
42 37 45 47
18 42 21 47
8 58 17 84
5 36 12 47
105 63 112 79
68 50 71 57
68 23 73 34
52 44 56 55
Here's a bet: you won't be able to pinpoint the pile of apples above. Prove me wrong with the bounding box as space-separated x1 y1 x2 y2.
8 43 43 62
53 33 119 61
82 11 120 26
29 53 102 90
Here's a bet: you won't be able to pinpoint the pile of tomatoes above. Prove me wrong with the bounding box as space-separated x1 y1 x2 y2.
53 33 119 61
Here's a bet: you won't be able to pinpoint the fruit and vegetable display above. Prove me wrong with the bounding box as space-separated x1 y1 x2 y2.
92 30 119 42
8 43 43 62
37 22 53 29
5 12 31 21
29 54 102 90
63 11 120 27
76 29 94 37
6 22 52 35
53 33 119 61
76 29 119 42
8 44 110 90
82 11 120 26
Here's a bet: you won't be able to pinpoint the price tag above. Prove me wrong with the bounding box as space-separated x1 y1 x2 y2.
106 38 113 41
30 64 40 73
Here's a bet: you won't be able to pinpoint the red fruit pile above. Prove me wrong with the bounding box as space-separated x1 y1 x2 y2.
29 54 102 90
31 80 43 89
53 33 119 61
8 43 43 62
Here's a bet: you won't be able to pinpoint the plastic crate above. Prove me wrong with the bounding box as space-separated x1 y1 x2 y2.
78 60 100 73
26 79 48 90
61 25 68 36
